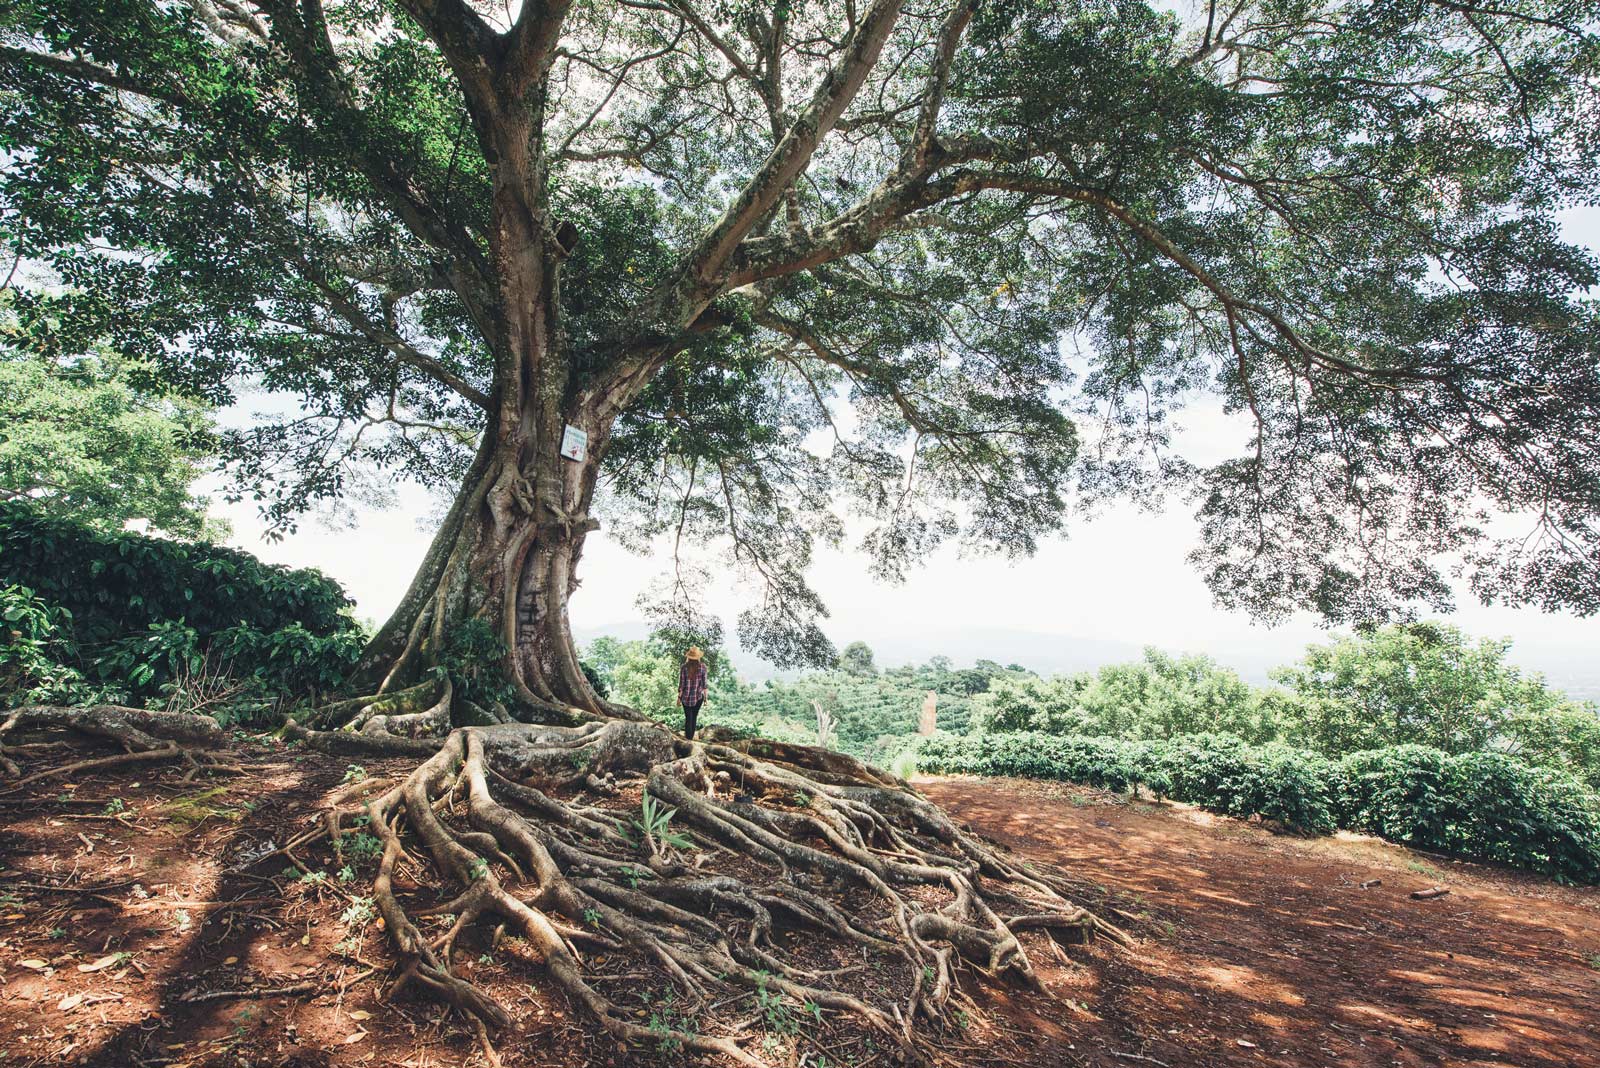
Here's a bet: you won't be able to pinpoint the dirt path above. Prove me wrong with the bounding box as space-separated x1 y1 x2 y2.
920 775 1600 1068
2 747 1596 1068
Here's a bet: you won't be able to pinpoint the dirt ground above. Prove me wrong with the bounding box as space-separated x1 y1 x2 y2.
921 777 1600 1068
0 742 1595 1068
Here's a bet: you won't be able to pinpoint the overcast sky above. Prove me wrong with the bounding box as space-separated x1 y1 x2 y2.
208 211 1600 694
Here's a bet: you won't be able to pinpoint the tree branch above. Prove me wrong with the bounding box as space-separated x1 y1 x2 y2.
649 0 906 317
501 0 575 100
903 0 974 169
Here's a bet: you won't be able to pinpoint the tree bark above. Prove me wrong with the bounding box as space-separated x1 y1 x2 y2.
341 408 610 723
340 98 627 723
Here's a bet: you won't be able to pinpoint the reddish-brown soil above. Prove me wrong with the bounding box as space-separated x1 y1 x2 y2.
921 776 1600 1068
0 744 1595 1068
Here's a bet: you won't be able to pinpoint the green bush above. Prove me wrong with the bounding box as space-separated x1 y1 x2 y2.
1332 746 1600 883
916 731 1600 881
917 732 1336 832
0 502 363 708
0 499 353 644
0 583 88 703
1146 735 1337 832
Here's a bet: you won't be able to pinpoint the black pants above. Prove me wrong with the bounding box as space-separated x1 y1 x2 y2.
683 701 703 739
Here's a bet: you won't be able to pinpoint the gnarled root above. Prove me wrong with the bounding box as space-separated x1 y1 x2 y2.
0 704 231 785
293 716 1127 1065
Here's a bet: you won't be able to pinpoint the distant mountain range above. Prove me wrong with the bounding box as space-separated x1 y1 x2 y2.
574 620 1600 702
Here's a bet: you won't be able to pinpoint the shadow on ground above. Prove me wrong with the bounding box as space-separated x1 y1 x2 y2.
922 776 1600 1068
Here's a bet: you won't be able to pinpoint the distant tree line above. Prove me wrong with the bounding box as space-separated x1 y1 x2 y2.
585 623 1600 790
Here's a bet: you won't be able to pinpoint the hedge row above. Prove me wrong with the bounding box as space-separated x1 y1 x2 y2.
0 500 354 644
914 732 1600 884
1 502 363 708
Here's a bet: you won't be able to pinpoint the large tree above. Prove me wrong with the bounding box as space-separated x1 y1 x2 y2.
0 332 225 540
4 0 1600 1059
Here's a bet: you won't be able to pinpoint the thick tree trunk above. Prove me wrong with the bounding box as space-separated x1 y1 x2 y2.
342 411 611 723
344 108 621 723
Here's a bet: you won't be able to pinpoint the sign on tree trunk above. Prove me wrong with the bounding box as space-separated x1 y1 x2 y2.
559 425 588 462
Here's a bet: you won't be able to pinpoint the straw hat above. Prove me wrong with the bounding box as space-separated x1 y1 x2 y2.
685 646 703 660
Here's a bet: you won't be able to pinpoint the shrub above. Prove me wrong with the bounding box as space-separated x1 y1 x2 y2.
0 499 353 644
0 502 362 708
0 583 90 703
1146 735 1337 832
1332 746 1600 883
916 731 1600 881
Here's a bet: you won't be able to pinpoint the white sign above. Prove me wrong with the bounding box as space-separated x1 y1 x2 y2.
559 424 589 463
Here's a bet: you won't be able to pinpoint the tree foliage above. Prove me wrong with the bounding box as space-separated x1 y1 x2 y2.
1 0 1597 661
971 648 1277 741
714 626 1600 789
1269 622 1596 762
839 640 878 676
0 338 224 540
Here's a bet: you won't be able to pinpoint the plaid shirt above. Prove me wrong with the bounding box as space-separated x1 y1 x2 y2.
678 660 708 706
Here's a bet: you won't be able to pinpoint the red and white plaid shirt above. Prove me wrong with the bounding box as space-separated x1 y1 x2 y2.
678 660 708 706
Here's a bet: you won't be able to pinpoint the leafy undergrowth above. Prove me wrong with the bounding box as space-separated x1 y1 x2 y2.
915 732 1600 882
2 740 1598 1068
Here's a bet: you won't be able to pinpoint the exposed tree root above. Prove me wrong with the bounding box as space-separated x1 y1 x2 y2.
9 693 1126 1062
0 705 230 788
284 714 1129 1065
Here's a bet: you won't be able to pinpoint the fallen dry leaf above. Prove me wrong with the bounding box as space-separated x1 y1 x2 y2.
343 1030 369 1044
79 953 125 973
347 1009 372 1021
223 956 238 965
58 994 85 1012
18 959 50 970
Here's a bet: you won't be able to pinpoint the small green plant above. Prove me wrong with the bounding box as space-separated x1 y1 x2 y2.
583 907 602 926
626 793 693 857
469 857 491 882
342 764 367 784
47 927 66 939
639 988 695 1055
340 897 375 928
1588 953 1600 972
888 750 919 781
101 797 126 816
753 971 798 1037
338 864 357 883
343 831 383 863
647 1016 679 1055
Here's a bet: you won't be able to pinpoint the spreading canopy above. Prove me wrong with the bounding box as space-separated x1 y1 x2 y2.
4 0 1600 666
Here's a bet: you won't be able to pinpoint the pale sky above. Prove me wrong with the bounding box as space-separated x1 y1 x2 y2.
207 215 1600 695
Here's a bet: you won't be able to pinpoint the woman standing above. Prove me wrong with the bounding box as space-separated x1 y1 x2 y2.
676 646 709 739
